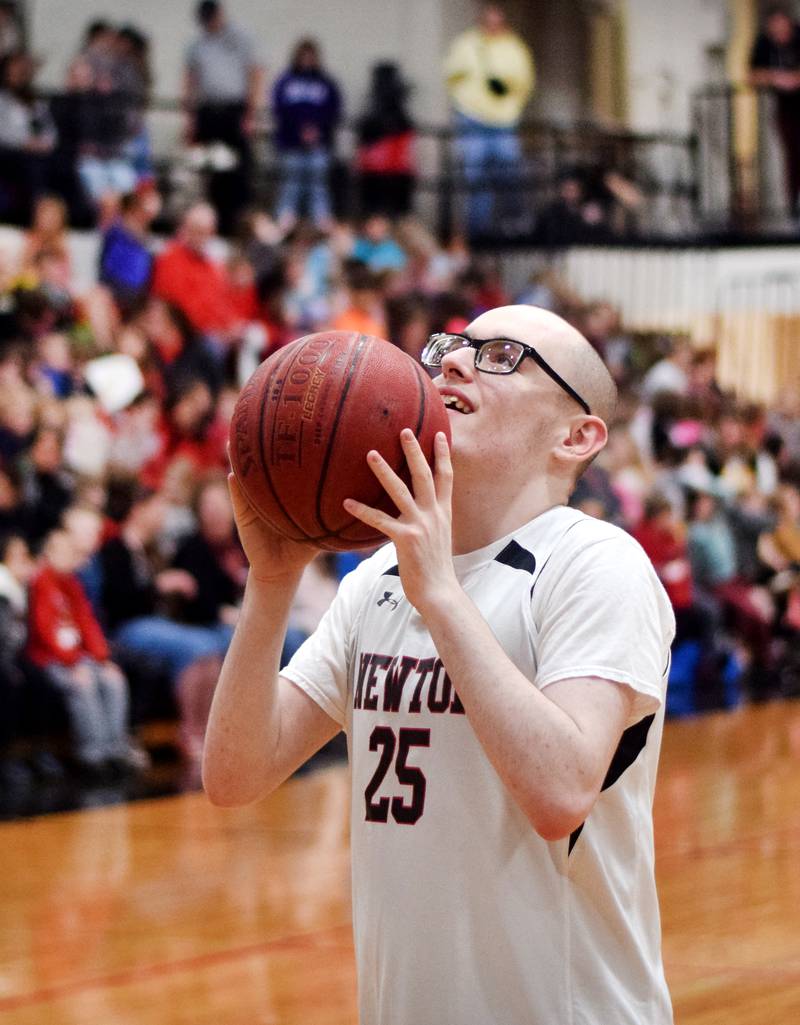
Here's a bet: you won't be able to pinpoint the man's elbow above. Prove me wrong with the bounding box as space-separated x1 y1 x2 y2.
524 791 597 843
202 760 277 808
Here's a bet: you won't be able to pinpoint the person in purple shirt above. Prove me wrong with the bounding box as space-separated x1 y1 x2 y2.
272 38 341 231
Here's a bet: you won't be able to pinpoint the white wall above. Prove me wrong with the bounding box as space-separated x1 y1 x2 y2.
623 0 729 134
29 0 465 124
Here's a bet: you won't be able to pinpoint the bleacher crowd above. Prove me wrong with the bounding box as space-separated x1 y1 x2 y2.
1 2 800 795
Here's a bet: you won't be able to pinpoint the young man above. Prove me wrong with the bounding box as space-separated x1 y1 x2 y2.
204 305 675 1024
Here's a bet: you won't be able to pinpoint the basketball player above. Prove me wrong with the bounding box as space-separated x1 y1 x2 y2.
203 305 675 1024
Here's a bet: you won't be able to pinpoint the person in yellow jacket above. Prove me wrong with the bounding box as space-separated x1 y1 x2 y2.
443 3 535 238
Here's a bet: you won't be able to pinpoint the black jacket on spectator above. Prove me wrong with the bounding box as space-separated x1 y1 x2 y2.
99 536 157 631
172 532 238 625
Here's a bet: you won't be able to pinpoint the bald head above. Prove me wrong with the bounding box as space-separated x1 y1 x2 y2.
467 305 617 425
180 202 217 252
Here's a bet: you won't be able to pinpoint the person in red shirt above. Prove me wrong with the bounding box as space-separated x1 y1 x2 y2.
151 202 245 344
634 493 717 649
27 528 145 775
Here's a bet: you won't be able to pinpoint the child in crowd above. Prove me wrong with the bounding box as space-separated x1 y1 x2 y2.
26 527 146 776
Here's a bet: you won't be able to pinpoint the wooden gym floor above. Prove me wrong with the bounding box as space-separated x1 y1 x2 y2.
0 699 798 1025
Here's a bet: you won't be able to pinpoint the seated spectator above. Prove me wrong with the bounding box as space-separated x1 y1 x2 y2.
62 502 105 615
141 372 227 489
600 424 653 529
272 38 341 231
99 185 161 312
356 62 416 218
352 214 407 273
641 336 693 400
687 489 776 698
0 531 34 785
171 476 248 758
0 50 57 223
332 261 387 337
152 202 248 358
30 332 76 400
393 218 464 297
0 467 25 536
26 527 145 776
234 207 283 285
17 426 74 544
17 195 70 279
98 484 230 755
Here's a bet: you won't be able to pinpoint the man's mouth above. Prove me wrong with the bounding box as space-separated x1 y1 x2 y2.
441 394 474 414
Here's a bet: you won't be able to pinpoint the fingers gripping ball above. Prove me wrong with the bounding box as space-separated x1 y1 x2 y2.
229 331 450 551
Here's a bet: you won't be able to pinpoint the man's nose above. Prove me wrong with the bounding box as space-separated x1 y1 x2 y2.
440 345 475 379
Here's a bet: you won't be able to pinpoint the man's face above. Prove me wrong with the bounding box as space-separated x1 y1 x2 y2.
433 312 574 479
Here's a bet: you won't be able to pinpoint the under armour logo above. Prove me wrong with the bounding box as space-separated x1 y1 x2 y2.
377 591 400 610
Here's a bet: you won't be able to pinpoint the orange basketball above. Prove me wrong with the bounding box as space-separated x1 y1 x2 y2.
229 331 450 551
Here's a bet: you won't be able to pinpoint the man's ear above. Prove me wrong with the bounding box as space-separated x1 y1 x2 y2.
558 416 608 466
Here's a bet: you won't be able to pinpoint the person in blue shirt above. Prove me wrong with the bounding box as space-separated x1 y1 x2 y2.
98 185 160 313
272 38 341 231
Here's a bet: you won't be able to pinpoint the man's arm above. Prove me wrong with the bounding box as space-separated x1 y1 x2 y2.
420 590 633 840
202 476 338 806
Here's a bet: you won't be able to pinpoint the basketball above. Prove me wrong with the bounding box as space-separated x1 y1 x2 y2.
229 331 451 551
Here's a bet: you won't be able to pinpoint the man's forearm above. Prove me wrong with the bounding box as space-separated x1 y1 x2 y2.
203 571 301 804
420 587 627 839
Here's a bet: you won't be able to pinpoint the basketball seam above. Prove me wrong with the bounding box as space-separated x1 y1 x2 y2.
412 361 428 438
256 341 312 539
314 333 369 535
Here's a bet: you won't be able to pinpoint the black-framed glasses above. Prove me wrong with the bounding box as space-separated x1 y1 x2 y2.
421 332 592 415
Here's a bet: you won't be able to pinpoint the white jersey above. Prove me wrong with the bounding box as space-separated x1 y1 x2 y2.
282 505 675 1025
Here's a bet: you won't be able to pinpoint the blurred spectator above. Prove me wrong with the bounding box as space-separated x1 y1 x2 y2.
0 50 57 222
78 20 118 86
394 219 467 296
272 38 341 231
171 476 247 757
332 261 387 337
152 202 255 369
184 0 265 234
115 25 153 179
98 485 228 754
356 62 416 218
234 207 283 285
141 369 228 492
17 427 74 544
62 503 105 614
750 4 800 217
0 2 20 61
353 214 407 273
686 489 776 697
99 185 161 312
26 527 145 776
641 336 693 400
17 195 70 278
55 56 136 222
443 3 534 238
0 531 33 786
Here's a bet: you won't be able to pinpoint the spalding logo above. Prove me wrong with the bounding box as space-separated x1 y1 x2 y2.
234 381 258 477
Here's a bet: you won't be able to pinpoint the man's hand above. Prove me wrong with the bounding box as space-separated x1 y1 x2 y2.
344 430 457 615
228 473 318 583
